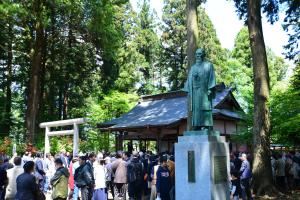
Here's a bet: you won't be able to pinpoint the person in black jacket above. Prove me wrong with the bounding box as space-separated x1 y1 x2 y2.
15 161 39 200
0 166 8 200
74 156 94 200
127 151 143 200
156 155 171 200
230 171 241 200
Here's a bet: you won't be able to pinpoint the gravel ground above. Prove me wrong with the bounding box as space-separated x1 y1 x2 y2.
254 190 300 200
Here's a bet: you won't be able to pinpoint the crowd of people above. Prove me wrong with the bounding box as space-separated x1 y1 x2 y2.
0 150 175 200
271 151 300 192
229 151 300 200
0 149 299 200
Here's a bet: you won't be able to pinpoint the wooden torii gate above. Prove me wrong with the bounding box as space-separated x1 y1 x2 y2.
39 118 87 157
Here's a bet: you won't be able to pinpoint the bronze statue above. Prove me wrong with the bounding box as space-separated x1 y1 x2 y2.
183 48 216 130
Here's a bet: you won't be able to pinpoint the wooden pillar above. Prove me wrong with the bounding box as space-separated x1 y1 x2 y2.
120 132 124 151
115 133 119 152
156 128 161 153
116 132 123 151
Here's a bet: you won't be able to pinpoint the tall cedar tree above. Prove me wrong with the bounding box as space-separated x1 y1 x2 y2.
233 0 279 195
26 0 45 142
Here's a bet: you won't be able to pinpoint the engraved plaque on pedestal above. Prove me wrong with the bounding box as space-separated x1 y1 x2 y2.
188 150 195 182
214 156 227 184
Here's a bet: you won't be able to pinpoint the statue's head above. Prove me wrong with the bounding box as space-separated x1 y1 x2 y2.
195 48 205 60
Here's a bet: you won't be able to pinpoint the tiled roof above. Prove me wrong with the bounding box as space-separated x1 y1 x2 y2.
99 85 243 130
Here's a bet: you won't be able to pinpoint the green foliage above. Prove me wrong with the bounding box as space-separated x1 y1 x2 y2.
270 64 300 146
160 0 187 91
160 1 231 91
0 137 27 156
197 7 230 84
270 85 300 145
232 27 252 68
82 91 139 151
49 136 73 155
229 26 291 144
232 0 299 62
135 0 161 94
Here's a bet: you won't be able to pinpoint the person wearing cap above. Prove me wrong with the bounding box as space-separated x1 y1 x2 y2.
5 156 23 200
50 158 70 200
239 153 252 200
74 156 94 200
156 155 171 200
15 161 40 200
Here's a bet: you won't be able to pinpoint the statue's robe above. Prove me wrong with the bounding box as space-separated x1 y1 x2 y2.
184 61 216 127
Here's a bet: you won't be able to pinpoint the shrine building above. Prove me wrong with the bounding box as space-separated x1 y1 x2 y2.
98 83 246 153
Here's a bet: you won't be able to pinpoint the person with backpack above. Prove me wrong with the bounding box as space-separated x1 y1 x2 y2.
127 151 144 200
156 155 171 200
50 158 70 200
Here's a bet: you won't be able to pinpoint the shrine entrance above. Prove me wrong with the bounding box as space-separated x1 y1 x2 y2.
39 118 87 157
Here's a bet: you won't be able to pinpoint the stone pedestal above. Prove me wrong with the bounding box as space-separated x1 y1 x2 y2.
175 131 230 200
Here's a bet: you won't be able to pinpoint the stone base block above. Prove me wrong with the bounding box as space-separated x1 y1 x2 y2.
175 133 230 200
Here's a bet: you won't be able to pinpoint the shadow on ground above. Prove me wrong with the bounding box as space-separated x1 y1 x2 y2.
254 190 300 200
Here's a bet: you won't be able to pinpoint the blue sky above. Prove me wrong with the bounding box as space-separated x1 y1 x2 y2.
130 0 289 59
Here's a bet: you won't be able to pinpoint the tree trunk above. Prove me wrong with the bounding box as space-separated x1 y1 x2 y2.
48 4 56 120
39 32 47 122
25 0 45 143
63 86 68 120
186 0 199 130
58 88 63 119
4 22 13 135
247 0 277 195
186 0 199 68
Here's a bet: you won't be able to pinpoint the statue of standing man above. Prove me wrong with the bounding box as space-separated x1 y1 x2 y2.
183 48 216 131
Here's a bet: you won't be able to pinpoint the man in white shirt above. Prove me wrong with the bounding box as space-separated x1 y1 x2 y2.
5 157 23 200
